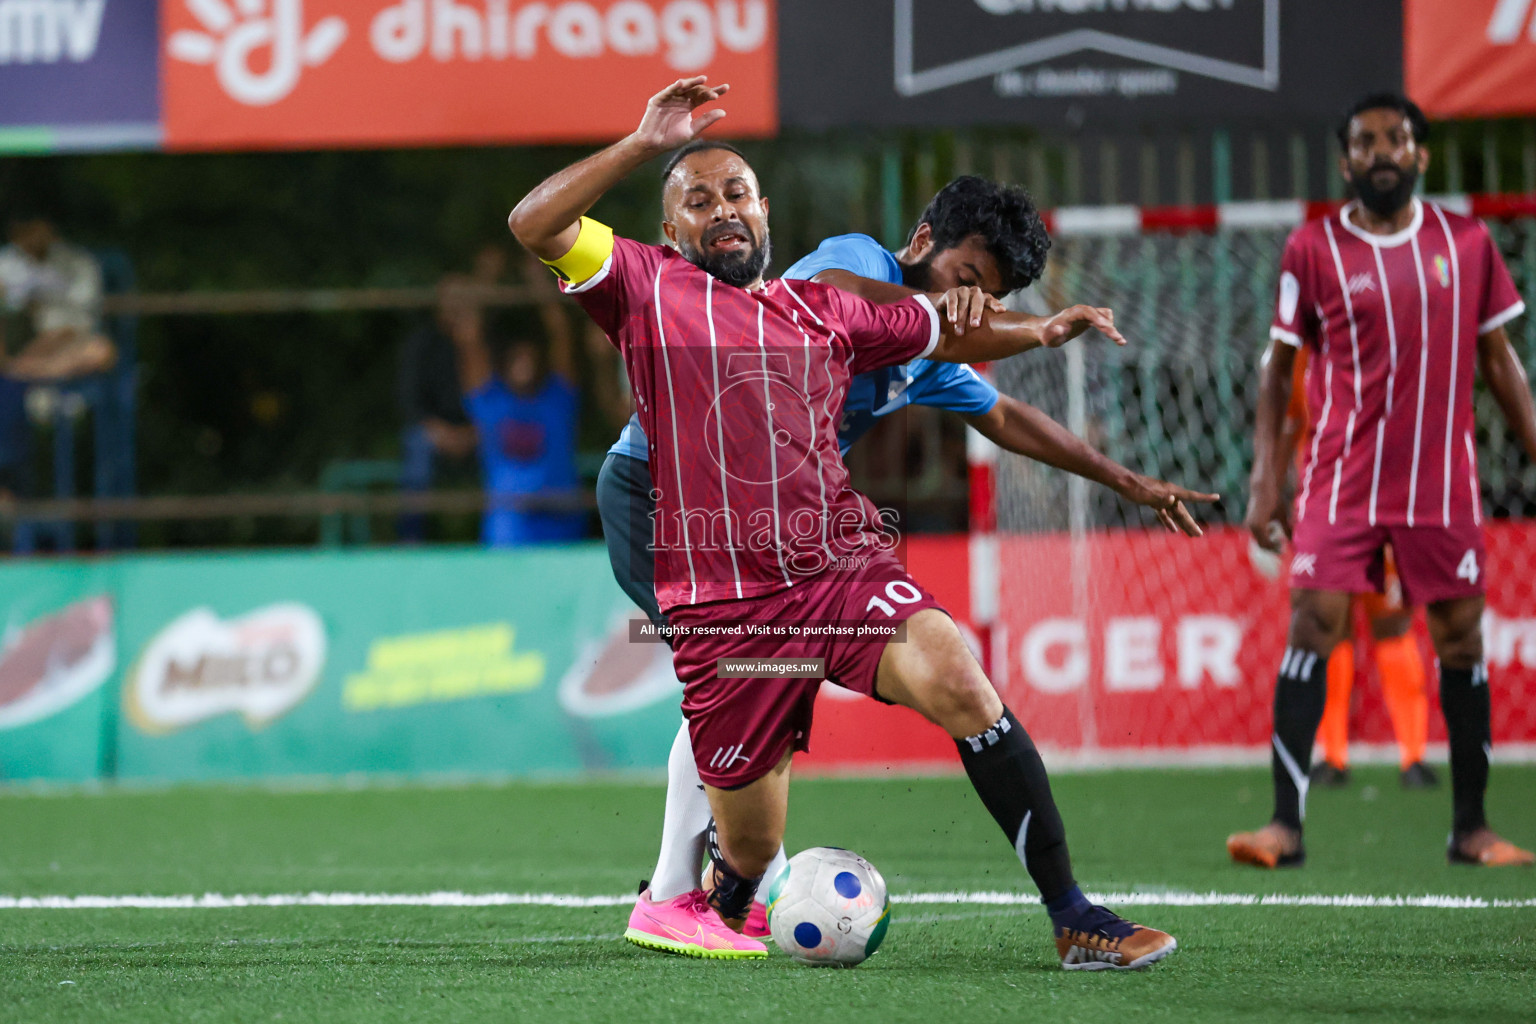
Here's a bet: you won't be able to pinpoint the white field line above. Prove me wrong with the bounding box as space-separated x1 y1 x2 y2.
1 890 1534 911
17 933 616 952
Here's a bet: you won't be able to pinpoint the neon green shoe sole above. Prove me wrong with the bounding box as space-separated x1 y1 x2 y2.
624 927 768 959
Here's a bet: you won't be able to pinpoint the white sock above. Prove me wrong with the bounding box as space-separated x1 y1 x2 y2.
760 847 789 904
647 721 793 904
648 722 713 901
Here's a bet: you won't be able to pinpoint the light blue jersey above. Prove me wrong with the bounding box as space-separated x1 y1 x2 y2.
606 232 1000 461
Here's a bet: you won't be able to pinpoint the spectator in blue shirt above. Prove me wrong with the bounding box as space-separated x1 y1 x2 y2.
456 283 585 547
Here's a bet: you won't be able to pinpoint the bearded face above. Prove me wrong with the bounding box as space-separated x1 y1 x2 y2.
1343 107 1425 219
1349 159 1419 218
677 219 773 289
662 149 773 290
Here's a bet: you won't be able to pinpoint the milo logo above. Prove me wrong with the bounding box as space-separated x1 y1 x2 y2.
127 603 326 732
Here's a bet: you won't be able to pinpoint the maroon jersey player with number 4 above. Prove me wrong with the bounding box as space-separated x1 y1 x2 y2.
1232 93 1536 870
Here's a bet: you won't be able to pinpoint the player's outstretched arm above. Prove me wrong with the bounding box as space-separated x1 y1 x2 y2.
811 270 1007 330
1245 338 1298 552
923 297 1126 364
506 77 729 260
966 394 1218 537
1479 325 1536 464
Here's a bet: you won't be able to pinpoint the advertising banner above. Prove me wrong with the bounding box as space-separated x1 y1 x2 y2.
110 546 681 780
779 0 1403 133
804 526 1536 772
0 563 118 782
1406 0 1536 119
159 0 776 150
4 527 1535 784
0 545 686 782
0 0 161 151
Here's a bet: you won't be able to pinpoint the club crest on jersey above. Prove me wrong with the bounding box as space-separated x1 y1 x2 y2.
1346 272 1377 297
1434 254 1451 288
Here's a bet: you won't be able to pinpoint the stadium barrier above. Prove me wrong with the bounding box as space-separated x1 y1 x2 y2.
797 527 1536 773
0 545 676 783
4 531 1536 785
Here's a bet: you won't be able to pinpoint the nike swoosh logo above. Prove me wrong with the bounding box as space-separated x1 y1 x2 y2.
642 912 708 945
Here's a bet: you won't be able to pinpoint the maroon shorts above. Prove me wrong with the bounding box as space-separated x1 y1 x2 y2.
1288 516 1486 606
668 549 945 788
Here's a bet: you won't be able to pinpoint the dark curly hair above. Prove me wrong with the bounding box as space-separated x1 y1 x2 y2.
1336 92 1429 149
911 176 1049 294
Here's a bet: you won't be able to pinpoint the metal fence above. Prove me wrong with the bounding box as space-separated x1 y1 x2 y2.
994 209 1536 535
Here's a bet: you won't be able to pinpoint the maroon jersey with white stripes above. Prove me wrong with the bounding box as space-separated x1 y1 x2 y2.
1269 199 1525 528
567 236 940 612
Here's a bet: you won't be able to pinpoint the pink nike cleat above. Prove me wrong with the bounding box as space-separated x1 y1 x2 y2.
744 900 772 940
624 889 768 959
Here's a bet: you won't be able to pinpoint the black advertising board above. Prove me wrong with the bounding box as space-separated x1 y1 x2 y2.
780 0 1403 131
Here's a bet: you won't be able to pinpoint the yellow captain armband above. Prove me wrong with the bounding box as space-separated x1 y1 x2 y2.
541 217 615 286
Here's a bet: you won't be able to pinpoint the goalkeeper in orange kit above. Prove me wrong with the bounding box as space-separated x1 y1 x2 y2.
1279 349 1438 789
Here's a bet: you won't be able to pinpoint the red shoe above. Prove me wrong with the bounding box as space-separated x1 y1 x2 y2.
743 900 772 940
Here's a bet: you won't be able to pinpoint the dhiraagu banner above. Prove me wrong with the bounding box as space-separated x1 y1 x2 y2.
1 545 685 782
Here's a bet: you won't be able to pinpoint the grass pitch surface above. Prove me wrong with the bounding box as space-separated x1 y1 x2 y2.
1 765 1533 1023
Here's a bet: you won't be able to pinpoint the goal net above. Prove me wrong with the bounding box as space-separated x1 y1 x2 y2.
980 202 1536 765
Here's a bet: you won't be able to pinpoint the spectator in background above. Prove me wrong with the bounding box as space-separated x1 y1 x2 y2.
456 272 584 546
0 210 117 500
397 274 480 540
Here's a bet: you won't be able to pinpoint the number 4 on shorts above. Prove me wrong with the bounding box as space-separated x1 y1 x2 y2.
1457 548 1480 585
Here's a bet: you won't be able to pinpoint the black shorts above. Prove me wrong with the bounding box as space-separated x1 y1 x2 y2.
595 452 666 636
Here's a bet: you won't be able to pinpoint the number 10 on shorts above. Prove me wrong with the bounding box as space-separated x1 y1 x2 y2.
867 581 924 617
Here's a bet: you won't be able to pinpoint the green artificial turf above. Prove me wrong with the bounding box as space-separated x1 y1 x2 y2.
1 766 1532 1023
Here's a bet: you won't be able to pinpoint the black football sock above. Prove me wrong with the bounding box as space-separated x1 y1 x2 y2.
704 819 763 921
1439 663 1491 836
955 709 1076 908
1271 646 1330 831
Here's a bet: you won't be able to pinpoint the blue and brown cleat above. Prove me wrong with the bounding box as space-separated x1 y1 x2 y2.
1054 906 1177 971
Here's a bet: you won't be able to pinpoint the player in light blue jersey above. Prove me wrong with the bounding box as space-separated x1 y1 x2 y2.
607 171 1217 955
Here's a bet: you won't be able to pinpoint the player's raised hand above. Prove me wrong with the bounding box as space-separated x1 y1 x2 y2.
1119 475 1221 538
1039 305 1126 347
936 286 1008 334
635 77 730 151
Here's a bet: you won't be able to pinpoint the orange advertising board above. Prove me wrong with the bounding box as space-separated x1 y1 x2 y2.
1406 0 1536 119
160 0 776 151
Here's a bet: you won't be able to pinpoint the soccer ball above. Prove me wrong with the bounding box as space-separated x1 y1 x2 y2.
765 847 890 967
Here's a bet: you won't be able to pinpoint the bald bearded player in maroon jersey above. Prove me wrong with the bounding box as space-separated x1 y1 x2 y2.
1231 93 1536 869
510 78 1183 970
